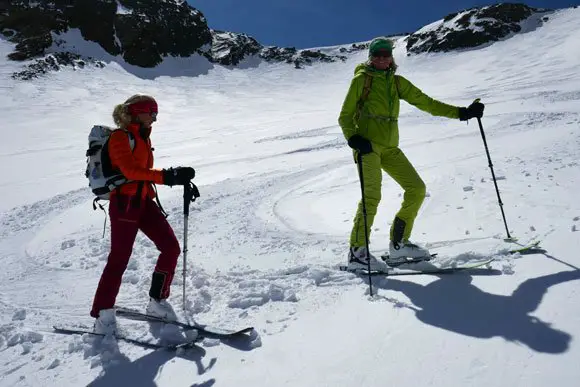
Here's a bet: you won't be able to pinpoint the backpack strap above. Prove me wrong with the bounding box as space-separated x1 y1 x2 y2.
356 72 402 119
128 131 144 208
356 73 373 119
103 129 137 209
124 130 135 151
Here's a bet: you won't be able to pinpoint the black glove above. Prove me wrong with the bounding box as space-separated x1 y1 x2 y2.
162 167 195 186
347 135 373 155
459 100 485 121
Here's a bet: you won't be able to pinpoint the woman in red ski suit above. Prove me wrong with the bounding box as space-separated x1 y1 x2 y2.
90 94 195 334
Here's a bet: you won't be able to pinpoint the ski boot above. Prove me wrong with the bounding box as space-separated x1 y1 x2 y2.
347 246 388 272
383 240 432 267
93 308 117 335
146 298 178 321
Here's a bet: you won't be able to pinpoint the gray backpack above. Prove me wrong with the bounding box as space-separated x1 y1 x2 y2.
85 125 135 202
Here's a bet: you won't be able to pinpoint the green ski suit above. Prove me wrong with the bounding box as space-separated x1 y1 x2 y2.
338 62 461 247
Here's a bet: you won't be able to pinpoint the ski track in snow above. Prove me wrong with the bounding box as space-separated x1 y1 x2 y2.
0 141 543 384
0 147 529 382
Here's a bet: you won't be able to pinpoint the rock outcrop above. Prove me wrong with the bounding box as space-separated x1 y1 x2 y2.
406 3 551 54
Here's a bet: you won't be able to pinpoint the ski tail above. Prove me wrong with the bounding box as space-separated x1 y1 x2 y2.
508 240 544 255
52 326 199 350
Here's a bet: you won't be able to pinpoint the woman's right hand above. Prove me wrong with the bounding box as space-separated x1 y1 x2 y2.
162 167 195 186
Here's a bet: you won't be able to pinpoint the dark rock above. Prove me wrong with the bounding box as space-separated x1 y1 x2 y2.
205 30 262 66
9 34 53 61
12 52 105 80
0 0 211 68
406 3 551 54
443 12 459 22
298 49 345 64
67 0 121 56
258 45 347 67
259 46 297 63
113 0 211 67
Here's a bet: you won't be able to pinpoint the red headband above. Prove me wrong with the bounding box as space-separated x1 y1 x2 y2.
128 100 158 116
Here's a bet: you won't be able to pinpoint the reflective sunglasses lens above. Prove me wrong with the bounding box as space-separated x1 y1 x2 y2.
373 50 392 58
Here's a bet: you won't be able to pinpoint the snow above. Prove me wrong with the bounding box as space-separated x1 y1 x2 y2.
115 1 132 15
1 5 580 387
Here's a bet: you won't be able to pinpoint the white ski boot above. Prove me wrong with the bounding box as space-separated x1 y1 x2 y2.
347 246 388 272
146 298 178 321
93 308 117 335
385 240 431 267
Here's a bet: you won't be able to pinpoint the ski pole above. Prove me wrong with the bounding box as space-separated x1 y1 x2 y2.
474 99 511 240
182 181 200 311
356 151 374 296
182 182 191 311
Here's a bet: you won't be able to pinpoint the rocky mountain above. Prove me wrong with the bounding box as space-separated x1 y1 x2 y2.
0 1 563 80
405 3 553 54
1 0 211 65
200 30 352 68
1 0 355 79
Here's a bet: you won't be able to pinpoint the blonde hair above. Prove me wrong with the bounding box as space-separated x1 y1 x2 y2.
365 56 398 72
112 94 157 129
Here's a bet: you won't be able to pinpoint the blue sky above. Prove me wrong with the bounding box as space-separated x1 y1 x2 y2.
188 0 578 48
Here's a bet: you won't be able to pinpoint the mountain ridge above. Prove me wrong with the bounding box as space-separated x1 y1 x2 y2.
0 1 567 79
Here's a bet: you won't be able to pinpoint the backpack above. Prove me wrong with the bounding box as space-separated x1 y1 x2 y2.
85 125 135 202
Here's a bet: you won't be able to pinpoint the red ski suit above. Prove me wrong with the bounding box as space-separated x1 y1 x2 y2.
90 123 180 318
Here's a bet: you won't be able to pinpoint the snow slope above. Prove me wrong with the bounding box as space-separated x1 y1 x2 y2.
1 6 580 387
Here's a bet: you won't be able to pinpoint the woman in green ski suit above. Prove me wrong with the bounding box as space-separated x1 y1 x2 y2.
339 37 484 270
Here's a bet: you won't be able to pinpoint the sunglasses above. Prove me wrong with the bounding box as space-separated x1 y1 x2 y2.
372 50 392 58
128 100 159 118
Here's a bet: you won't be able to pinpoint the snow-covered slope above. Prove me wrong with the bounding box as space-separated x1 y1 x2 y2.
1 6 580 387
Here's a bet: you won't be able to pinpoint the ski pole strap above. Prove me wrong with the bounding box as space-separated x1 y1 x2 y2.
185 181 200 203
183 181 200 216
152 184 168 218
92 197 104 211
92 198 107 238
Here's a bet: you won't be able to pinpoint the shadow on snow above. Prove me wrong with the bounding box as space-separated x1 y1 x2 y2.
368 266 580 354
